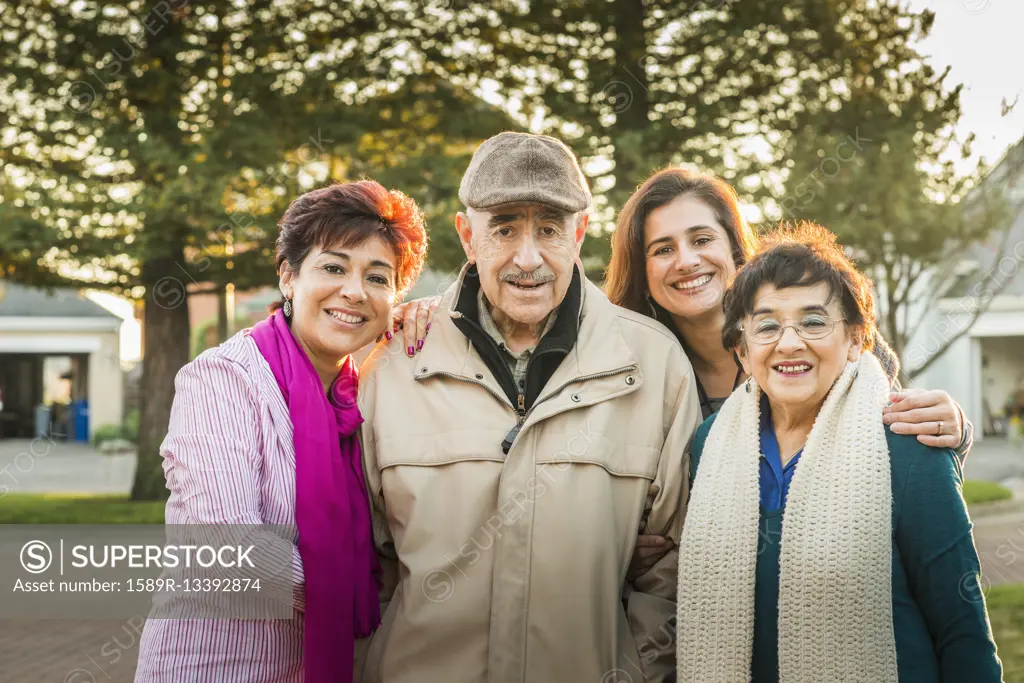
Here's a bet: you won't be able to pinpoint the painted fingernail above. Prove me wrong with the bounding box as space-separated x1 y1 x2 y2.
426 323 432 334
385 330 392 340
407 346 414 357
417 339 423 351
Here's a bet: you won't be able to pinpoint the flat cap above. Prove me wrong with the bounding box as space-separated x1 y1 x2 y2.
459 132 592 213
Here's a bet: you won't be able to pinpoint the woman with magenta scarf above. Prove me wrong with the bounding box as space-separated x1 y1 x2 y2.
135 180 428 682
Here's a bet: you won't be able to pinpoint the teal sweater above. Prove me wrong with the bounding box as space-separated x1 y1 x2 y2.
689 415 1003 683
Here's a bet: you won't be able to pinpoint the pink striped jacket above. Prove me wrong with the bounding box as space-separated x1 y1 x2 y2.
135 331 306 683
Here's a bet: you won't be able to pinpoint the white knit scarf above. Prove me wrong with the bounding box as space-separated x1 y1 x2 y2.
676 354 898 683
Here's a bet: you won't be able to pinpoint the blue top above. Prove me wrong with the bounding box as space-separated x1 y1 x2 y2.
687 413 1004 683
758 393 802 512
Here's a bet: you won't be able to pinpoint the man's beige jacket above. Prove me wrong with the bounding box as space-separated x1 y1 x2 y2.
356 266 701 683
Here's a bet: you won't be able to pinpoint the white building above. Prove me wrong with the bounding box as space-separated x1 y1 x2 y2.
0 281 123 441
905 138 1024 439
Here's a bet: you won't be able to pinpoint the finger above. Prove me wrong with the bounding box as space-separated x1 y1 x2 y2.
884 390 936 412
424 297 442 336
915 434 961 449
634 535 668 547
635 547 668 560
402 303 419 355
889 421 949 436
638 547 672 565
414 306 430 351
387 304 408 341
882 406 946 425
887 389 920 404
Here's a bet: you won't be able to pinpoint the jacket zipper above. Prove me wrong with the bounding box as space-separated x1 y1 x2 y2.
418 365 635 453
506 364 637 453
429 365 638 416
502 393 528 453
416 369 527 453
535 364 638 408
416 369 516 413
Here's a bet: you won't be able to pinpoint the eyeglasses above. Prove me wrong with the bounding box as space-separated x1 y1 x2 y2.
741 315 844 344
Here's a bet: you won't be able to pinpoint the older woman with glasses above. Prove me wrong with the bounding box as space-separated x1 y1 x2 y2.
675 223 1002 683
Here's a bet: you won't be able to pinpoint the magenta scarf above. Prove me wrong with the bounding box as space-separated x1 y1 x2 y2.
249 310 381 683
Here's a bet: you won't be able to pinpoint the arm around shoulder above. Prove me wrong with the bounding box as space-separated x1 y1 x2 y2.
893 435 1002 681
626 359 702 682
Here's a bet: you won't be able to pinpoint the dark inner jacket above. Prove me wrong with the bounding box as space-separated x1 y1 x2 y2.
451 264 583 453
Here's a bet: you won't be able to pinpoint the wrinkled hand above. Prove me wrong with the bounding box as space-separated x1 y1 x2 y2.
627 534 673 582
387 296 442 356
883 389 963 449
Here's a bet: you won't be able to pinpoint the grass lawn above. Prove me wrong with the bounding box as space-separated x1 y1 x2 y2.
988 583 1024 682
964 479 1014 505
0 494 164 524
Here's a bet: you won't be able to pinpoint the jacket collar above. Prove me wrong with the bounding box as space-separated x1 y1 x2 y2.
418 262 638 395
449 262 584 349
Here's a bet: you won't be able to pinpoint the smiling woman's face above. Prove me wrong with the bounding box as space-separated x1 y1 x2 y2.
280 234 398 371
737 282 862 415
644 195 737 321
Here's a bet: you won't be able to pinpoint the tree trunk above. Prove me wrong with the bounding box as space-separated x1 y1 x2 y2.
608 0 650 210
217 284 229 343
131 255 191 501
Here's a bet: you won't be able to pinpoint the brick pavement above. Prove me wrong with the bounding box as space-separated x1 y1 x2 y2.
0 619 140 683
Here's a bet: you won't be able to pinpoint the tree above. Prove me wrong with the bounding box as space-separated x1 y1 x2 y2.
767 6 1012 376
365 0 955 273
897 142 1024 380
0 0 509 498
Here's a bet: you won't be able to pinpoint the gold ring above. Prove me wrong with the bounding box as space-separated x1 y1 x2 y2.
936 421 944 435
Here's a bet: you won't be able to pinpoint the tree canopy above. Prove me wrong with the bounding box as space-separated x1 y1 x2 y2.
0 0 1008 497
0 0 510 498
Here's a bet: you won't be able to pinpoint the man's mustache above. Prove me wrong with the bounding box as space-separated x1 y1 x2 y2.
500 271 556 284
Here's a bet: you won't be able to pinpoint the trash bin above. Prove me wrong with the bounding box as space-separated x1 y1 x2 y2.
34 404 52 438
70 399 90 443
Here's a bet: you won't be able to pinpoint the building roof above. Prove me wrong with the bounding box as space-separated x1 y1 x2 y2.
944 204 1024 298
943 136 1024 299
0 281 120 318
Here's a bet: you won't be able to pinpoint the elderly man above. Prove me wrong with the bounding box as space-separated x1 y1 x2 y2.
357 132 701 683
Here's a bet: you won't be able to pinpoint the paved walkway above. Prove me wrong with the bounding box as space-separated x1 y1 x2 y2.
0 619 142 682
963 436 1024 483
972 476 1024 587
0 439 135 497
0 435 1020 499
0 441 140 681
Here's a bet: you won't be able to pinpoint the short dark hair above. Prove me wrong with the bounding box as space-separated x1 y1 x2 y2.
605 167 759 315
721 222 876 351
272 180 427 311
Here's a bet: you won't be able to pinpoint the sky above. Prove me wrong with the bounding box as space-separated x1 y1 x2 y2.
90 1 1024 362
909 0 1024 173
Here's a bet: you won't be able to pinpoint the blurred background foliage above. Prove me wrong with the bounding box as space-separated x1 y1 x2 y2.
0 0 1007 498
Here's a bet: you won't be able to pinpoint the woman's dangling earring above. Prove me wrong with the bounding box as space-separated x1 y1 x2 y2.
283 298 293 318
745 378 752 393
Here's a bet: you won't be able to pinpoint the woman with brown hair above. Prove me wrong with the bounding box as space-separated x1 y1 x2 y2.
605 167 971 436
605 168 974 571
